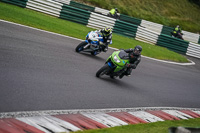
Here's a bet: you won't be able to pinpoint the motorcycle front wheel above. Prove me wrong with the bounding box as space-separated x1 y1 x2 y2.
96 64 111 78
75 41 88 52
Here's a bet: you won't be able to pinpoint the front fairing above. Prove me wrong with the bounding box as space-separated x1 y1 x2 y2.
108 50 129 72
85 32 104 45
111 51 129 67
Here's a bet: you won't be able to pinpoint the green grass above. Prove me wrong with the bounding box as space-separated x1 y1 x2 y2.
0 2 93 39
76 0 200 33
74 118 200 133
0 2 188 62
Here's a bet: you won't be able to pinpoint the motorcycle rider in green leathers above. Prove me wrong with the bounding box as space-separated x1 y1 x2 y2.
119 45 142 79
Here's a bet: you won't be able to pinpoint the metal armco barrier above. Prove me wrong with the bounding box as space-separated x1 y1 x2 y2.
94 7 110 15
87 12 116 29
26 0 62 17
52 0 71 5
59 4 91 25
69 0 95 12
182 30 200 44
119 14 142 26
141 20 163 34
135 26 159 45
0 0 28 8
113 20 138 38
161 26 200 44
157 34 189 54
1 0 200 59
187 42 200 58
161 25 174 36
141 20 200 44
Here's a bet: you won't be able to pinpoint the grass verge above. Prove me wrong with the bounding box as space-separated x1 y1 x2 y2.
0 2 188 63
74 118 200 133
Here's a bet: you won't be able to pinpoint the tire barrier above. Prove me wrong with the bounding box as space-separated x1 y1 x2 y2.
59 4 91 25
135 26 159 45
157 34 189 54
69 0 95 12
94 7 110 15
87 12 116 29
140 20 163 34
187 42 200 58
119 14 142 26
26 0 62 17
113 20 138 38
161 25 174 36
0 0 28 8
52 0 70 5
182 30 200 44
1 0 200 58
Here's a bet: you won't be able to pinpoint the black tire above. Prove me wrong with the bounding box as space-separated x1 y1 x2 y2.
91 51 97 56
96 64 111 78
75 41 88 52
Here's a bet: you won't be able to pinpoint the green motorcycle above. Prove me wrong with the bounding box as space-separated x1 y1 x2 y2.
96 50 130 79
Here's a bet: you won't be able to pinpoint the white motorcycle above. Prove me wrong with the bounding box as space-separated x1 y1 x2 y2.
75 31 106 55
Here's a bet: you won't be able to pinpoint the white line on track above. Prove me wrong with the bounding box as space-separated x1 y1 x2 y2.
0 19 195 66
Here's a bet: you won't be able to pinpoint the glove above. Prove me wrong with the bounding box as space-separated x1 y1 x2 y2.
131 64 137 69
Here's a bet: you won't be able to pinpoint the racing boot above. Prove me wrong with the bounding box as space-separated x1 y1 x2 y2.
119 73 125 79
126 68 132 77
102 45 108 52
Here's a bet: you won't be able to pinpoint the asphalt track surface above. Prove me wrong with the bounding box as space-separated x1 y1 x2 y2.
0 21 200 113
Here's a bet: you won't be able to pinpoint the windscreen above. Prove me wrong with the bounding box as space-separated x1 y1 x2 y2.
118 50 129 59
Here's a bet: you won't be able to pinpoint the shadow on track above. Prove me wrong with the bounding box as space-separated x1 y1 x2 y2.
76 52 106 62
96 76 135 89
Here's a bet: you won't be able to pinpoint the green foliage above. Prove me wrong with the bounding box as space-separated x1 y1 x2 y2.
75 0 200 33
0 2 93 39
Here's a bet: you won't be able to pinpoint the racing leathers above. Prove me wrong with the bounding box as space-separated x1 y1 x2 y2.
119 48 141 79
96 29 112 52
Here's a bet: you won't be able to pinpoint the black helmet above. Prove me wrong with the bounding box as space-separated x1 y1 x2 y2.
103 27 112 36
115 8 118 12
133 45 142 55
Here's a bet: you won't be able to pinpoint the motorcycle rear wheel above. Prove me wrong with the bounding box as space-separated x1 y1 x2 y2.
96 64 111 78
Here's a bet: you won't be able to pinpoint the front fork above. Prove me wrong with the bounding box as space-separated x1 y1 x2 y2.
106 56 111 63
106 59 127 76
83 43 90 49
106 59 117 75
